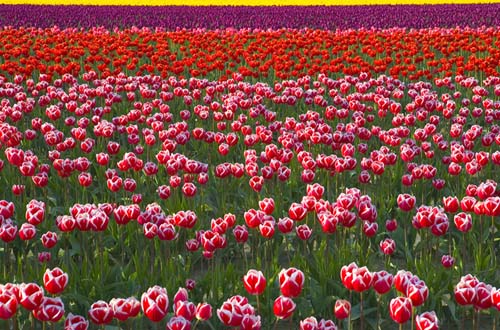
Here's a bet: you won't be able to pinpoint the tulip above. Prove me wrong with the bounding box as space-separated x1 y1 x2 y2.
109 297 140 322
334 299 350 320
415 311 439 330
43 267 68 295
141 286 169 322
389 297 412 324
33 297 64 322
167 316 191 330
88 300 114 325
279 267 305 298
0 290 18 319
273 295 296 320
243 269 267 296
64 313 89 330
217 299 243 327
175 300 196 321
195 302 212 321
397 193 416 212
41 231 58 249
441 255 455 268
372 270 394 295
19 283 44 311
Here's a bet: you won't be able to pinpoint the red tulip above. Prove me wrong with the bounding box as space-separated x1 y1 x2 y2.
415 311 439 330
217 299 243 327
307 183 324 200
0 290 18 319
300 316 318 330
240 314 261 330
474 282 492 309
141 286 169 322
477 180 496 200
394 270 413 294
41 231 58 249
158 223 177 241
78 172 93 187
174 300 196 321
397 193 416 212
88 300 114 325
296 224 312 240
288 203 307 221
279 267 305 298
379 238 396 255
453 212 472 232
38 252 51 263
441 255 455 268
249 176 264 192
243 269 267 296
492 287 500 311
196 302 212 321
406 279 429 307
107 175 122 192
389 297 412 324
43 267 68 295
454 275 478 306
278 217 294 233
334 299 351 320
233 225 248 243
19 283 44 310
143 222 158 239
372 270 394 295
350 266 373 292
442 196 459 213
258 197 275 215
173 287 189 305
361 220 376 237
167 316 191 330
385 219 398 232
319 318 338 330
12 184 25 196
259 220 275 239
18 223 36 240
483 197 500 216
64 313 89 330
26 199 45 225
33 297 64 322
110 297 140 321
182 182 197 197
273 296 296 319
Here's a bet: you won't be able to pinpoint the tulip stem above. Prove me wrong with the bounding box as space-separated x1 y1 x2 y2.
348 291 352 330
410 307 414 330
491 215 496 269
472 308 476 330
462 233 467 273
256 294 261 314
3 242 7 281
272 318 279 330
360 291 364 330
376 294 381 330
476 308 480 330
399 323 403 330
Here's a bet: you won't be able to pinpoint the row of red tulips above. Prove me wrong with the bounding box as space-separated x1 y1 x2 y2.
3 265 499 329
0 27 500 80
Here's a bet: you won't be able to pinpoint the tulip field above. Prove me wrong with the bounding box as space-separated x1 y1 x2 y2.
0 4 499 330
